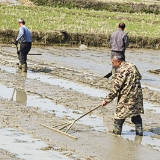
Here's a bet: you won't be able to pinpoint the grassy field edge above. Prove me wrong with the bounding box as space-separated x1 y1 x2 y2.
29 0 160 14
1 29 160 49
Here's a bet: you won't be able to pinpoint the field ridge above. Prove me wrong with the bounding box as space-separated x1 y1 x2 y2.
1 29 160 49
30 0 160 14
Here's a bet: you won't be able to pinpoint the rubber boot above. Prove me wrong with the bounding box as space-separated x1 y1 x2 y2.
22 64 27 72
113 124 122 135
135 124 143 136
17 60 22 69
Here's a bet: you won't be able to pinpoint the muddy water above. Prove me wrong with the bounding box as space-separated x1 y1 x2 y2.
0 83 106 132
122 125 160 151
0 46 160 160
0 128 73 160
28 47 160 89
0 65 108 98
1 66 160 152
144 101 160 113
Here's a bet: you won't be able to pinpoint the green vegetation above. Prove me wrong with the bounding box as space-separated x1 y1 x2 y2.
1 4 160 48
0 5 160 37
29 0 160 14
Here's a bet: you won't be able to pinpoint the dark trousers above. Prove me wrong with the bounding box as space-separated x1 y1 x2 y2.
114 115 142 126
18 42 32 65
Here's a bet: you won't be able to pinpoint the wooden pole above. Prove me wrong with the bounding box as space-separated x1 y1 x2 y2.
40 123 77 140
66 105 102 133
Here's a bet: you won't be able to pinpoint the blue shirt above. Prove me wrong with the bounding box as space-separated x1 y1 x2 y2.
16 25 32 42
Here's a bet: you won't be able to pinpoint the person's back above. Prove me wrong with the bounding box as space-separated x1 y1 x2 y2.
18 25 32 42
110 29 129 52
110 22 129 61
104 22 129 79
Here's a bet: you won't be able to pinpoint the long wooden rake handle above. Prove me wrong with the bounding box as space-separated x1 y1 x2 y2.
66 104 102 133
16 45 41 55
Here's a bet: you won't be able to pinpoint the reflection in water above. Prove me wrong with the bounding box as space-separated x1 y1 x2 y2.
10 89 27 104
108 135 142 160
109 135 142 160
122 125 160 151
11 70 27 104
134 135 143 145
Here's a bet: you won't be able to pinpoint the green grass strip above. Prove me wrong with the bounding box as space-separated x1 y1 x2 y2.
0 5 160 38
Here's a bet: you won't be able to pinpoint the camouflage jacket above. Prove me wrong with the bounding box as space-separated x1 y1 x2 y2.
105 61 144 119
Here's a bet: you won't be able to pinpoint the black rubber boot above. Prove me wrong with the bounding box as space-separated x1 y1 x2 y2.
113 125 122 135
135 124 143 136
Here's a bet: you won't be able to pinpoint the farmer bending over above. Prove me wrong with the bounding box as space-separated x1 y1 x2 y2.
102 53 144 136
15 18 32 72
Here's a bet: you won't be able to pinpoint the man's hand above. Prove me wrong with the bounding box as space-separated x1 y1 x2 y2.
14 41 18 46
102 100 107 106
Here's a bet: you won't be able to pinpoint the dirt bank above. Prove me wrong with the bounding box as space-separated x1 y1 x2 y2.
1 29 160 49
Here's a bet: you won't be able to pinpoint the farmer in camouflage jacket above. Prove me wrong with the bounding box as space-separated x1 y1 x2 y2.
102 53 144 136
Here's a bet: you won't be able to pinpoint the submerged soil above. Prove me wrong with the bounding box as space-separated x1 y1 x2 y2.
0 45 160 160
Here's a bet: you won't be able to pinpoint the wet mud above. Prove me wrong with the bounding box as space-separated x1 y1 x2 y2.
0 45 160 160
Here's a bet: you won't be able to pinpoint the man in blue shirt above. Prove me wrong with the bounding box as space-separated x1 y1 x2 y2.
15 18 32 72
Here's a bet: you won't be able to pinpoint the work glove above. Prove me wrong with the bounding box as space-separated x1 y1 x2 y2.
14 41 18 45
103 72 112 78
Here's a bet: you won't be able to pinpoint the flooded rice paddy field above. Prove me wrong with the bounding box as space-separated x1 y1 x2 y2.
0 45 160 160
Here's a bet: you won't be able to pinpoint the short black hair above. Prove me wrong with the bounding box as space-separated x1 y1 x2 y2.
118 22 125 29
